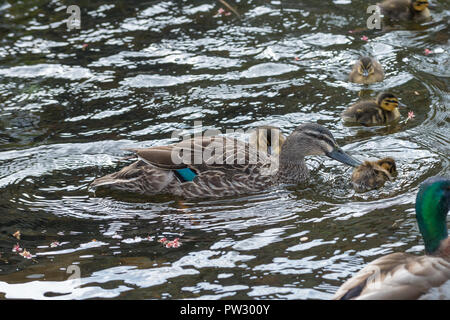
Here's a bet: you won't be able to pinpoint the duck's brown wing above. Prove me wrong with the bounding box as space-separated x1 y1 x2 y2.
333 252 450 300
124 145 186 170
90 159 176 194
126 136 269 173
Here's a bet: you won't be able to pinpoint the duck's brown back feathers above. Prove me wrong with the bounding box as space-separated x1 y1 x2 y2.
333 251 450 300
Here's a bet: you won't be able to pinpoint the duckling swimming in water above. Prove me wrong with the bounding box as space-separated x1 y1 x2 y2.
342 92 404 126
91 123 361 199
333 176 450 300
349 57 384 85
378 0 431 22
352 157 397 192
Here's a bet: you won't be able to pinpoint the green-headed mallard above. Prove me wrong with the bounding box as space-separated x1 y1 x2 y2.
342 92 405 126
349 56 384 85
90 123 361 199
352 157 397 192
378 0 431 22
333 176 450 300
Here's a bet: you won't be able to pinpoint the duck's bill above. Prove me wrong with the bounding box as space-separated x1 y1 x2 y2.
326 149 361 167
398 102 407 108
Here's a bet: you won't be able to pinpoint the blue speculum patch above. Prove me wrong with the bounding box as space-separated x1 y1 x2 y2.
175 168 197 181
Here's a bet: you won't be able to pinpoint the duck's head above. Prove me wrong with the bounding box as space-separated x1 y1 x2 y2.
411 0 429 12
415 176 450 255
280 123 361 167
376 92 405 112
355 56 376 78
250 126 286 156
377 157 397 176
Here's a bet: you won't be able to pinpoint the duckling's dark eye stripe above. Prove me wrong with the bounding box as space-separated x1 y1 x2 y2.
385 99 398 104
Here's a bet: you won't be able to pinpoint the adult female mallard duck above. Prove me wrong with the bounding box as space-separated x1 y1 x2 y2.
351 157 397 192
378 0 431 22
333 176 450 300
342 92 405 126
349 56 384 85
90 123 360 199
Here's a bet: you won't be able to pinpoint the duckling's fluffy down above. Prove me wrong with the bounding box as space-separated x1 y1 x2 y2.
351 158 397 192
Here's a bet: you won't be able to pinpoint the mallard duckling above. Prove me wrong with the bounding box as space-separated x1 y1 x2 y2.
351 158 397 192
349 56 384 85
91 123 361 199
249 126 286 157
378 0 431 22
333 176 450 300
342 92 404 126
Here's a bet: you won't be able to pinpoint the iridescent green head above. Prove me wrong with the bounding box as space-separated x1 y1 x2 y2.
415 176 450 254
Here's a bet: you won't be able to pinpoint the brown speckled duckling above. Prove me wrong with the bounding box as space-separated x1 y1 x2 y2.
342 92 404 126
378 0 431 22
352 157 397 192
349 56 384 85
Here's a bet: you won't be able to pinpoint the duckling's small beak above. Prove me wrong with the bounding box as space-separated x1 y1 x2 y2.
398 101 407 108
326 148 361 167
362 70 369 77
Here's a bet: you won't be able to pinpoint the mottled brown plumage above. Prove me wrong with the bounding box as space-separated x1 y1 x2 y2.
349 56 384 85
352 157 397 192
342 92 403 126
378 0 431 22
91 124 361 199
333 251 450 300
333 177 450 300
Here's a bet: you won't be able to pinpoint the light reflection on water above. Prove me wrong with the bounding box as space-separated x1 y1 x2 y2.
0 0 448 299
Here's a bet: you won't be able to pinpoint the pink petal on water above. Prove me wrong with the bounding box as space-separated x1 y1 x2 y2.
361 35 369 41
424 48 432 55
159 237 167 243
50 241 60 248
12 243 22 252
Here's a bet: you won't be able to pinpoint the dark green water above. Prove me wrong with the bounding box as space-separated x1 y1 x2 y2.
0 0 448 299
